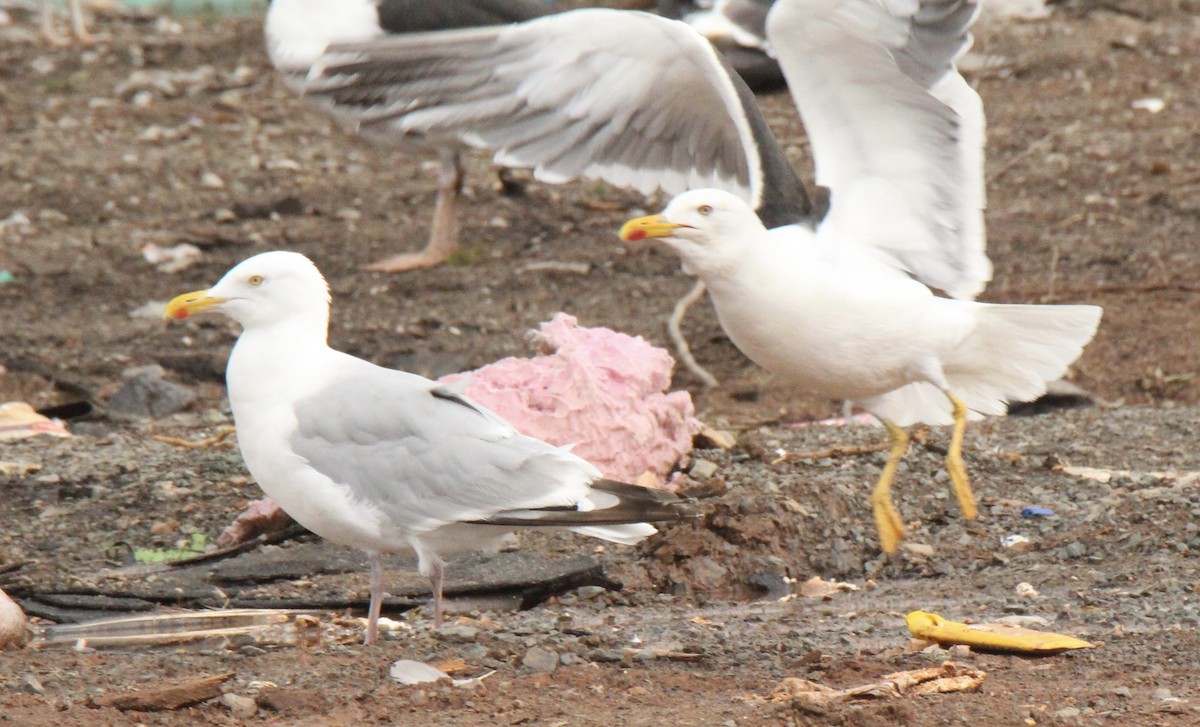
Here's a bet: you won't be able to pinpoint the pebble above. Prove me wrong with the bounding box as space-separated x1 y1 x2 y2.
106 366 196 419
521 647 559 673
435 625 479 643
1112 686 1132 698
22 674 45 695
1051 706 1081 720
690 459 720 479
1064 542 1087 559
219 693 257 719
200 172 225 189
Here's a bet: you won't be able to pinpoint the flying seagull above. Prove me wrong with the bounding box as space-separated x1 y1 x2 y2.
617 0 1103 553
165 251 693 644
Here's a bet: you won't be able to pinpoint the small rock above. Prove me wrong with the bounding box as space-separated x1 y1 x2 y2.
435 625 479 643
689 459 719 479
1112 686 1132 698
21 674 44 694
1064 542 1086 559
200 172 225 189
521 647 559 673
1052 706 1081 721
219 693 257 719
106 366 196 419
575 585 606 600
1152 687 1173 702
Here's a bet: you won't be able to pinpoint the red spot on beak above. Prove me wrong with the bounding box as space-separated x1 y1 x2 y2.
172 308 190 320
625 229 647 242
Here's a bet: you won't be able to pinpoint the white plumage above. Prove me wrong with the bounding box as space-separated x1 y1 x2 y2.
617 0 1103 553
165 251 691 644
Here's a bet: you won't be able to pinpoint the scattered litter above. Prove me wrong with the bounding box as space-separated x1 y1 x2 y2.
0 402 71 441
390 659 452 685
797 576 859 600
1014 582 1040 599
979 0 1049 20
133 532 208 563
1131 97 1165 114
694 426 736 449
0 270 14 284
517 261 591 275
906 611 1094 654
790 412 878 428
438 313 702 486
389 659 495 687
32 609 334 650
765 662 984 706
87 672 234 711
1002 534 1032 549
0 461 42 476
1021 506 1056 517
152 426 236 450
0 587 29 650
142 242 202 273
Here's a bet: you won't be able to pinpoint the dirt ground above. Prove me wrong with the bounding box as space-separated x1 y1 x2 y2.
2 1 1199 725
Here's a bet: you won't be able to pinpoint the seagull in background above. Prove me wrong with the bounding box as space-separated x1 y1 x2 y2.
264 0 553 273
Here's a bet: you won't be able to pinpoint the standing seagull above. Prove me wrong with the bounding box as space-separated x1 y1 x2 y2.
165 251 693 644
264 0 552 272
617 0 1102 553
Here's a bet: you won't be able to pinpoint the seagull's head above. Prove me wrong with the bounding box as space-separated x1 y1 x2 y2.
619 189 762 276
164 251 332 332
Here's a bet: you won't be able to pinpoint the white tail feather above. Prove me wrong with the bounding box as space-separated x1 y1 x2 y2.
865 303 1102 426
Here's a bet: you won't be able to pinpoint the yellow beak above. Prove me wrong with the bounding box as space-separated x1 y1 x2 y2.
164 289 226 320
618 214 687 242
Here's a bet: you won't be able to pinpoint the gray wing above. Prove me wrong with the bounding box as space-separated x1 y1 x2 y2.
767 0 989 299
302 8 811 222
287 360 603 534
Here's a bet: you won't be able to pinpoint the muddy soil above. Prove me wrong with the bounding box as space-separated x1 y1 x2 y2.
2 2 1199 725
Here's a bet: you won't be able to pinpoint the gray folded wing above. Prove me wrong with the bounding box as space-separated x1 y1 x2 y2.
287 362 604 535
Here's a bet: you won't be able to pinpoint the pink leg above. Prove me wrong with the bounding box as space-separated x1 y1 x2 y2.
68 0 96 44
430 559 445 628
364 150 462 273
364 553 386 646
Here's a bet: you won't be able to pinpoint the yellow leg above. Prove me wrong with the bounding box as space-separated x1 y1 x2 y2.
944 392 978 520
869 420 909 553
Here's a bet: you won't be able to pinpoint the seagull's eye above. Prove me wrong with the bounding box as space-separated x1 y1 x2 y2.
698 204 713 216
248 275 264 287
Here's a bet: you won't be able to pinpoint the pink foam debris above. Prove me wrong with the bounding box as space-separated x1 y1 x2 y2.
440 313 701 488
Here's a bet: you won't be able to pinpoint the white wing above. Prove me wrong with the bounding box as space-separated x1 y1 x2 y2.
302 9 803 213
767 0 989 299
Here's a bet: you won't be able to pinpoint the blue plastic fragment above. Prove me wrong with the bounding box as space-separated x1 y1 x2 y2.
1021 506 1056 517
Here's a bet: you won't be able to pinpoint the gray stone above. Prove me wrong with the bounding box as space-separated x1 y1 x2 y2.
106 366 196 419
521 647 558 673
1051 707 1081 721
435 625 479 643
219 693 257 719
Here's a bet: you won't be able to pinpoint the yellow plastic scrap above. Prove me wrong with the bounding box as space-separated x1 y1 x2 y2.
906 611 1094 654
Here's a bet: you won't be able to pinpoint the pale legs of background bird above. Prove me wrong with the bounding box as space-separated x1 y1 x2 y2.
363 149 463 272
40 0 95 45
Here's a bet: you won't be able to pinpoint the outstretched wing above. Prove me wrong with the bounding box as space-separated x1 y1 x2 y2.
303 9 813 226
768 0 988 299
